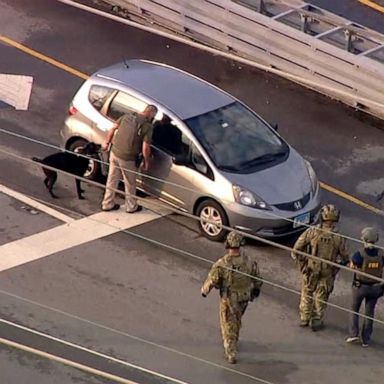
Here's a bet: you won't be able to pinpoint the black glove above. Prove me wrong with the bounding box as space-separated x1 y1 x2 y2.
251 288 260 301
135 153 143 168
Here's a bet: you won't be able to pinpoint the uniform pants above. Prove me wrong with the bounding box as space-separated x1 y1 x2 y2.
349 284 382 344
219 299 248 358
102 152 138 212
300 273 334 322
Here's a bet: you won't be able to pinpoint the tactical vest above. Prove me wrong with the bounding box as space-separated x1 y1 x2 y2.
112 113 143 161
357 248 383 284
220 254 253 302
307 227 340 275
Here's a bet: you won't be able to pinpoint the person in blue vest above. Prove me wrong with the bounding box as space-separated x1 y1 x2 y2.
346 227 384 347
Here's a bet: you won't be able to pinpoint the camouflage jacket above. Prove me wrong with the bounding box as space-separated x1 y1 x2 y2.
201 252 262 302
291 225 349 276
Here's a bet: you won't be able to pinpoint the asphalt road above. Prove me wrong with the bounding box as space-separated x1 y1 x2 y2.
0 1 384 383
311 0 384 33
0 344 116 384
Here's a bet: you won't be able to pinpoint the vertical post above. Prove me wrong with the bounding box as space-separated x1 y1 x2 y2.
344 29 353 52
300 13 309 34
225 6 232 51
259 0 266 15
133 0 143 14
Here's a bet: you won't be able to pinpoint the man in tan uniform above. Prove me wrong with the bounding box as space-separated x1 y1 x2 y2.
292 204 349 331
101 105 157 213
201 231 262 364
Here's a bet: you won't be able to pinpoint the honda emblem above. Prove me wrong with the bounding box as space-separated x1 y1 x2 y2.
294 201 302 210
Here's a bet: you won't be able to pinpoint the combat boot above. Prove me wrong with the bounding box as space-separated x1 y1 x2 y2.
299 319 309 327
311 319 324 332
227 354 237 364
224 347 237 364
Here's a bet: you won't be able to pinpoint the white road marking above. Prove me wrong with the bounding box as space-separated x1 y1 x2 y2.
0 74 33 110
0 318 190 384
0 184 75 224
0 208 166 272
0 337 139 384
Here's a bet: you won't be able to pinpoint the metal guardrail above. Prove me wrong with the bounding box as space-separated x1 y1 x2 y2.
104 0 384 119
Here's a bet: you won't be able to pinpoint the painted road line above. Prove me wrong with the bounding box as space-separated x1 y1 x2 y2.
0 74 33 110
0 35 88 80
0 318 189 384
320 182 384 216
1 27 383 217
0 184 75 224
0 207 166 272
0 337 139 384
358 0 384 13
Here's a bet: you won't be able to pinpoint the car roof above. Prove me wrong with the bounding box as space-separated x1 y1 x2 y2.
94 60 234 120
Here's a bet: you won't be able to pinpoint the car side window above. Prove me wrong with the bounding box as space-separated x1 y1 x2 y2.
88 85 114 111
107 91 147 121
152 119 183 155
152 121 212 178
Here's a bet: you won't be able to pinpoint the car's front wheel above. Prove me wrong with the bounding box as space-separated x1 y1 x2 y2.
196 199 228 241
68 139 101 180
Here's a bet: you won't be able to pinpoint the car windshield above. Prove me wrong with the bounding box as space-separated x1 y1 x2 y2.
185 102 288 171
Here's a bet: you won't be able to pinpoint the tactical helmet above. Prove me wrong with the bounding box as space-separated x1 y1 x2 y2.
361 227 379 244
320 204 340 222
225 231 244 249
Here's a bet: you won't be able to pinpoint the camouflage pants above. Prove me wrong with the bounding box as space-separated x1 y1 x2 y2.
300 273 335 322
219 299 248 358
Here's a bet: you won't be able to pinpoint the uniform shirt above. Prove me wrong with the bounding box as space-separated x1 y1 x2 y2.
112 114 153 161
351 248 384 268
201 252 262 299
292 225 349 275
351 247 384 285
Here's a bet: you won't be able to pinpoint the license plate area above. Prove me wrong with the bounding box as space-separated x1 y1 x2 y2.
293 212 310 228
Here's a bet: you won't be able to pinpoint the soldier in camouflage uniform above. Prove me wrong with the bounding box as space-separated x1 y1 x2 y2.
291 204 349 331
201 231 262 364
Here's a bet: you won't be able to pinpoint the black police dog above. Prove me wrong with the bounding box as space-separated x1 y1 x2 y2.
33 142 101 199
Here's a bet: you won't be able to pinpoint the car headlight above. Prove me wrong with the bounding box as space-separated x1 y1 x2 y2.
232 185 271 210
304 160 318 194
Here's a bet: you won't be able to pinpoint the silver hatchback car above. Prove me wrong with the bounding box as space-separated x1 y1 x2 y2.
61 59 321 241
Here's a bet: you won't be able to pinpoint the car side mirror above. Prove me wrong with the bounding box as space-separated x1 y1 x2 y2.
272 123 278 131
173 154 190 166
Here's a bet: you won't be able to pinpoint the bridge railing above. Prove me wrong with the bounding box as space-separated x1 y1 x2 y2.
106 0 384 119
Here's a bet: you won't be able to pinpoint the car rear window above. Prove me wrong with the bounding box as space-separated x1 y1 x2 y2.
88 85 114 111
107 91 147 121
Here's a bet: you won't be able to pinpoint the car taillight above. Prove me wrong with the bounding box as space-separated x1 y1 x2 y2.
68 105 78 115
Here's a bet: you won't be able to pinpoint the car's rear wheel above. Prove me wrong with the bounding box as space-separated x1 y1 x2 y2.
196 199 228 241
68 139 101 180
